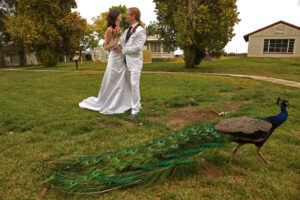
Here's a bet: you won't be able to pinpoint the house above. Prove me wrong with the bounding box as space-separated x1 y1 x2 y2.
244 21 300 57
144 35 174 59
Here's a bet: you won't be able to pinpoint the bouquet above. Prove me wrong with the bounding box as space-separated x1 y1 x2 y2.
109 28 122 40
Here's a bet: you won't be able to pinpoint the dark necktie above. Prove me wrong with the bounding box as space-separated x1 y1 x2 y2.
126 26 132 43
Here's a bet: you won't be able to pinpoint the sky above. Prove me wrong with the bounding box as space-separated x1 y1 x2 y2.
75 0 300 53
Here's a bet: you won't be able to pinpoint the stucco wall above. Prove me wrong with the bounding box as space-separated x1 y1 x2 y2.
248 23 300 57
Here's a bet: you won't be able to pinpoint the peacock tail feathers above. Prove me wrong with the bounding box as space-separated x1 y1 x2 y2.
48 123 230 194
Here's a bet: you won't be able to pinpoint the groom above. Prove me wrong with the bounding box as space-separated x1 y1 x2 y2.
114 7 146 120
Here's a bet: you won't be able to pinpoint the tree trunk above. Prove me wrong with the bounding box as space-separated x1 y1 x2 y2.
19 48 25 66
183 46 196 68
0 52 5 67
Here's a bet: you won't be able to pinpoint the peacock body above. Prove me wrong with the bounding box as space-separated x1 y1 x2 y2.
214 99 289 164
48 99 288 194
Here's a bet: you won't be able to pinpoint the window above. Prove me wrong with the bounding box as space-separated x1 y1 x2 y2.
263 39 295 53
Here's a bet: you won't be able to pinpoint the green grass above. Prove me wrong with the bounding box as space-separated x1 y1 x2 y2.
0 69 299 199
4 56 300 82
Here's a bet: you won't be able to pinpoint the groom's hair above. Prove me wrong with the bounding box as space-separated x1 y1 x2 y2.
128 7 145 28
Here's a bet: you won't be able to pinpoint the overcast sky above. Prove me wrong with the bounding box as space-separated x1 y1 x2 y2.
75 0 300 53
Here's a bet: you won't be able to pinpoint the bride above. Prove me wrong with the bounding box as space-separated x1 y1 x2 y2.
79 10 132 114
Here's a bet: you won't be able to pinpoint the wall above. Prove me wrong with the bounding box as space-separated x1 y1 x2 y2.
248 23 300 57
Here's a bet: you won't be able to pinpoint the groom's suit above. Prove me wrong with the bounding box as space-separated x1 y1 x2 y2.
120 22 146 115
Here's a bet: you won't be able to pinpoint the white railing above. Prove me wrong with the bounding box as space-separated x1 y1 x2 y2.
152 52 174 58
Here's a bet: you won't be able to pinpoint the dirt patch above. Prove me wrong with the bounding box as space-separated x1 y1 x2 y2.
149 101 252 128
98 121 135 130
168 107 220 126
200 165 221 178
149 106 220 128
124 122 134 128
222 100 252 112
235 87 247 91
98 122 120 130
76 71 103 75
227 175 245 184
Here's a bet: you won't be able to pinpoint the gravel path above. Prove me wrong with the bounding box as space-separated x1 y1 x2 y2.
1 68 299 89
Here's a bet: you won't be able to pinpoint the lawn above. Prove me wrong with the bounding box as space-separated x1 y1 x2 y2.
0 67 299 199
4 56 300 82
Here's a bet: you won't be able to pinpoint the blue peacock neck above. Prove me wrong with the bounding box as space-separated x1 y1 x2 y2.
265 104 288 132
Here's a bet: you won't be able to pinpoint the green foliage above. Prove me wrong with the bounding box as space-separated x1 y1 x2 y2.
92 5 130 41
85 53 92 61
4 0 86 67
0 0 26 66
153 0 240 68
36 47 59 67
109 5 130 30
146 21 160 36
79 24 100 51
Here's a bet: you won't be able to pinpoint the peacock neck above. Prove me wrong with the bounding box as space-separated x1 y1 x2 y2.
265 105 288 131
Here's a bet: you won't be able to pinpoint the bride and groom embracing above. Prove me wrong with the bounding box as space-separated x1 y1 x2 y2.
79 7 146 121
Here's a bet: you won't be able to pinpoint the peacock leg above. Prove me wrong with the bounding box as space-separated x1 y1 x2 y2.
257 147 270 164
227 143 245 164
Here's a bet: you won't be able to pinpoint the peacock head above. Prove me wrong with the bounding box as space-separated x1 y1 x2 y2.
277 97 289 110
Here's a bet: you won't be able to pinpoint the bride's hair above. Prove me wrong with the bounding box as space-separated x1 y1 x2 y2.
128 7 145 28
107 9 121 29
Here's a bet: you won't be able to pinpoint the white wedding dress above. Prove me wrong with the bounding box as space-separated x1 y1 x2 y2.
79 40 132 115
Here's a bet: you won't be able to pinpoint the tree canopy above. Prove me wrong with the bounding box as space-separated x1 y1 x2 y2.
153 0 240 68
92 5 130 42
4 0 86 67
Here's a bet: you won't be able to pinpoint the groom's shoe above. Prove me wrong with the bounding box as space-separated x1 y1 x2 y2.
126 114 136 121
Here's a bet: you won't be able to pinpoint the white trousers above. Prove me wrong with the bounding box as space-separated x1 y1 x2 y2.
125 68 142 115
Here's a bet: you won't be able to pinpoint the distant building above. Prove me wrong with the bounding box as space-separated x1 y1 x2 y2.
244 21 300 57
92 47 109 63
3 53 39 66
92 35 175 63
144 35 174 59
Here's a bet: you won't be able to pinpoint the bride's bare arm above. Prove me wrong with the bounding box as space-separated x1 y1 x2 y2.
103 27 120 51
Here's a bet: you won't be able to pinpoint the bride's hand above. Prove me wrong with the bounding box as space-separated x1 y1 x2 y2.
113 37 120 44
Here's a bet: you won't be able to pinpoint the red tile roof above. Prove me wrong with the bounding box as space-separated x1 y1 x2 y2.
243 20 300 42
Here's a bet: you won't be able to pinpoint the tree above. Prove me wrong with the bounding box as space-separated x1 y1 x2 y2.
92 5 130 41
80 24 100 51
5 0 86 67
146 21 159 36
153 0 240 68
0 0 26 67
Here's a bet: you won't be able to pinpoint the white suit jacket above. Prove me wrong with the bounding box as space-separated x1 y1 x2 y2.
120 24 146 72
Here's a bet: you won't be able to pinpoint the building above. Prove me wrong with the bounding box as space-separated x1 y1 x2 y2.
244 21 300 57
144 35 174 59
92 47 109 63
2 53 39 66
92 35 175 63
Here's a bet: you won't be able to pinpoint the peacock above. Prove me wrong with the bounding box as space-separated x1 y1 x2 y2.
47 98 288 194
